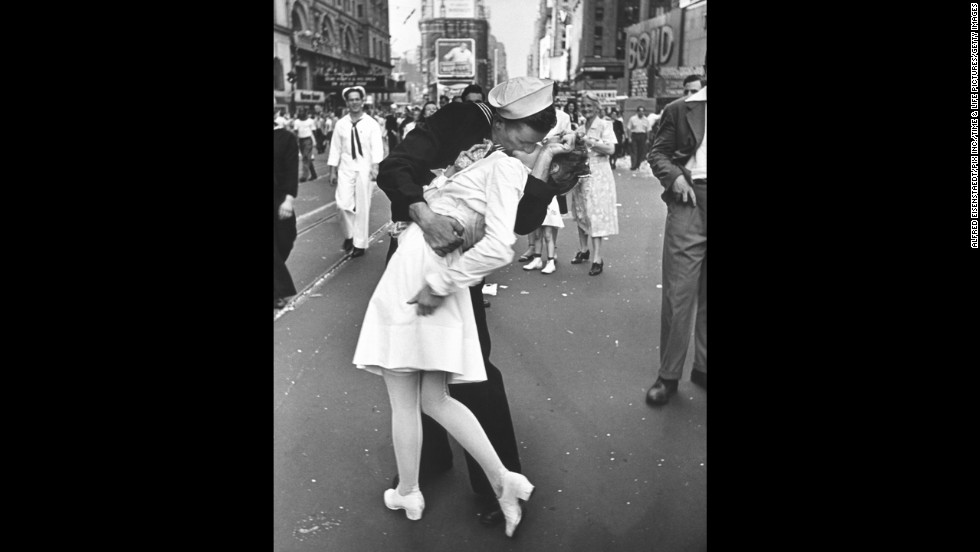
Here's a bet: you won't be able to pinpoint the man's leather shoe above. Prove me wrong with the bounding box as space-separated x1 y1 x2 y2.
350 247 365 258
691 370 707 390
645 378 678 406
274 297 289 309
483 298 491 308
342 238 353 252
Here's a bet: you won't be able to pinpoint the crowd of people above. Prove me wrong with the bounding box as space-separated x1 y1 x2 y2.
273 69 707 537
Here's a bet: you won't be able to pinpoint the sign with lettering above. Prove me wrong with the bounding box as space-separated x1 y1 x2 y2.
625 11 682 71
318 75 388 91
436 38 476 79
582 89 618 106
443 0 476 18
294 90 326 103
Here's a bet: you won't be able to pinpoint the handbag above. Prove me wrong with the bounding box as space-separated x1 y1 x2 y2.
548 141 591 196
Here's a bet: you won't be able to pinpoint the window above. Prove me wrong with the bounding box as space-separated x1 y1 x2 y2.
595 5 604 21
594 26 603 57
274 57 284 90
358 4 364 18
296 65 308 89
291 6 302 31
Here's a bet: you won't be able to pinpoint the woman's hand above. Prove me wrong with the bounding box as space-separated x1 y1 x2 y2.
407 284 445 316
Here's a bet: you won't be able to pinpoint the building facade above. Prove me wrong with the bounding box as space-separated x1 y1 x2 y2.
567 0 642 102
624 0 706 112
274 0 394 114
419 0 493 101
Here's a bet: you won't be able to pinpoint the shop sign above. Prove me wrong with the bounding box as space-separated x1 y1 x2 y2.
294 90 325 103
625 11 682 71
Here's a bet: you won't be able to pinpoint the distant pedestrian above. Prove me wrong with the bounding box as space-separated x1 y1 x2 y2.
438 95 449 109
644 62 708 407
398 106 418 139
627 106 651 171
402 101 437 138
327 86 384 258
274 110 300 309
609 109 626 169
563 101 579 131
292 109 319 182
385 112 401 152
314 112 328 154
460 83 484 103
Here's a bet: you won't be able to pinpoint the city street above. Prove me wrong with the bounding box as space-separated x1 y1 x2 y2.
274 160 707 552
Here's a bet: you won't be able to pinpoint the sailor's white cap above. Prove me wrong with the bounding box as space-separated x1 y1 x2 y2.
488 77 554 120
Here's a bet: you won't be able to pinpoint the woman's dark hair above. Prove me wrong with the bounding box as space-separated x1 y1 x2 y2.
508 104 558 134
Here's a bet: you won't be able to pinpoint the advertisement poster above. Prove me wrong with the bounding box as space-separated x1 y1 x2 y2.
436 38 476 79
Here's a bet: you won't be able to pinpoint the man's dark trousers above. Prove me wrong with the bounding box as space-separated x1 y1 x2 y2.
630 133 648 170
385 237 522 497
659 181 707 381
274 210 297 299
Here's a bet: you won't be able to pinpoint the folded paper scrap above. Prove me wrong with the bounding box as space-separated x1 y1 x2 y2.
482 283 498 296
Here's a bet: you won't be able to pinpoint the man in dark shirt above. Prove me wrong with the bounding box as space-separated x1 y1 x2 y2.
377 76 567 526
274 110 299 309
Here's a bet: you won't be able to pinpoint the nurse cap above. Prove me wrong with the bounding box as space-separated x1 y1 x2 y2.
488 77 555 120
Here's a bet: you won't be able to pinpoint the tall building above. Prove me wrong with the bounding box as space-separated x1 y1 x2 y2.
275 0 395 113
530 0 573 83
488 34 508 88
567 0 641 102
419 0 492 100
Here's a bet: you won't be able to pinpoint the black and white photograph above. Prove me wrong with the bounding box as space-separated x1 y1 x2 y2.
274 1 708 550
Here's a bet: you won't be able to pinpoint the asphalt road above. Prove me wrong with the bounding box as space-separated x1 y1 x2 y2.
274 159 707 552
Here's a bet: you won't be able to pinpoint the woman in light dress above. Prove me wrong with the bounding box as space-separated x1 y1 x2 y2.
567 92 619 276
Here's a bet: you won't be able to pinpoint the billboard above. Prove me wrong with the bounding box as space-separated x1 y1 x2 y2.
436 38 476 79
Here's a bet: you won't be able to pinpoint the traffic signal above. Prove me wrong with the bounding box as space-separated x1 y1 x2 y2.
287 71 296 84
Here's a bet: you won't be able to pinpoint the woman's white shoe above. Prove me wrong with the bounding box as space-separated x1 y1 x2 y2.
497 472 534 537
523 257 544 271
540 258 557 274
384 488 425 520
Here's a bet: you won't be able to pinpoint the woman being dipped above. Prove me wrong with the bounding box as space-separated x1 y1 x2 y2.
353 77 571 537
567 92 619 275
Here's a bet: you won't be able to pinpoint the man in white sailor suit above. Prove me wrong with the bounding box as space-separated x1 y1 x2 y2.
327 85 385 258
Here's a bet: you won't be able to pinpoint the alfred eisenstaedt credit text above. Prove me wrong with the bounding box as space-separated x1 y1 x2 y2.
971 4 979 247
